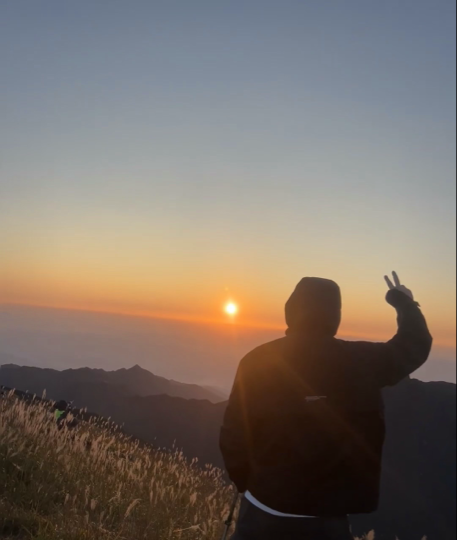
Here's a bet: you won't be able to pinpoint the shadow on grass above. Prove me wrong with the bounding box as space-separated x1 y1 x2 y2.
0 514 39 539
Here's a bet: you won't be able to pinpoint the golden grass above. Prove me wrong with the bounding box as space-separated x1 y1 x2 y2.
0 392 236 539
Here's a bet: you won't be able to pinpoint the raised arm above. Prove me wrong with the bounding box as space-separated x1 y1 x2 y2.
350 273 433 388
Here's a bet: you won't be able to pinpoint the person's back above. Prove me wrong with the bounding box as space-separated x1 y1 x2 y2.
220 274 433 540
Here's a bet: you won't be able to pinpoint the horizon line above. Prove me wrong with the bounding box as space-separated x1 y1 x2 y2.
1 301 455 350
0 301 287 332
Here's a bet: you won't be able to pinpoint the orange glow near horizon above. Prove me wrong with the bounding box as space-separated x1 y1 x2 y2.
1 262 456 351
1 297 456 351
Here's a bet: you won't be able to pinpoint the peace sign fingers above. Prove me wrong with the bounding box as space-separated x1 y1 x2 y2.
384 272 415 300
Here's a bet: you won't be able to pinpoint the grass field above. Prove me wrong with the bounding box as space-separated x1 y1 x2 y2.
0 392 235 540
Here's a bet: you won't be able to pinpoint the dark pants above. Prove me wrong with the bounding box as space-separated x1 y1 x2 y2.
232 499 353 540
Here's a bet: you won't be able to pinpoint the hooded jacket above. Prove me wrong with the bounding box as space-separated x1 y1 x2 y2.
220 278 432 516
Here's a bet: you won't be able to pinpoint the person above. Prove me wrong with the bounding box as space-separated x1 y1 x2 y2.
54 400 78 431
54 400 69 426
220 273 432 540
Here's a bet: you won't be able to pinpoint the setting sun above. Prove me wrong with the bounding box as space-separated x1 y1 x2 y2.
225 302 238 316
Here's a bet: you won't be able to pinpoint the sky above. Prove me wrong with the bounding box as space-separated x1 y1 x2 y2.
0 1 456 381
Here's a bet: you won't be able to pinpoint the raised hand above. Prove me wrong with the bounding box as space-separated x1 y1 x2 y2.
384 272 414 300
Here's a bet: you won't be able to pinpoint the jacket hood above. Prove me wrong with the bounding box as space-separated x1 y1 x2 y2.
285 277 342 337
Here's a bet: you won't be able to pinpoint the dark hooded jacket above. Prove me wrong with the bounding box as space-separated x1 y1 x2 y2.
220 278 432 516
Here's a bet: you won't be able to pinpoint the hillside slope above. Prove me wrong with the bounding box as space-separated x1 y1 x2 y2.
356 379 456 540
0 393 235 540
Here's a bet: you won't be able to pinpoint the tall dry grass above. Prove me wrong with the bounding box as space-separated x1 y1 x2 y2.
0 392 236 539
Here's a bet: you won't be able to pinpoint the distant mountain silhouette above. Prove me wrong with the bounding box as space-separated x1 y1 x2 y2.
356 378 456 540
1 365 455 540
0 363 224 403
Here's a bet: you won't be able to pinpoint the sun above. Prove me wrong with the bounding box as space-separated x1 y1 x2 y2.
225 302 238 316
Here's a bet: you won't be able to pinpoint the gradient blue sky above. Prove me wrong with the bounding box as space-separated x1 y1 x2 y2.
1 1 456 374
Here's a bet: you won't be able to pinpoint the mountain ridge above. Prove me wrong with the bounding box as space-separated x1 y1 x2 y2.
0 363 224 403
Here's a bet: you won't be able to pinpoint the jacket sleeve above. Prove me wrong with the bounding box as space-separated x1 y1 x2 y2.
350 289 433 388
219 357 253 493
